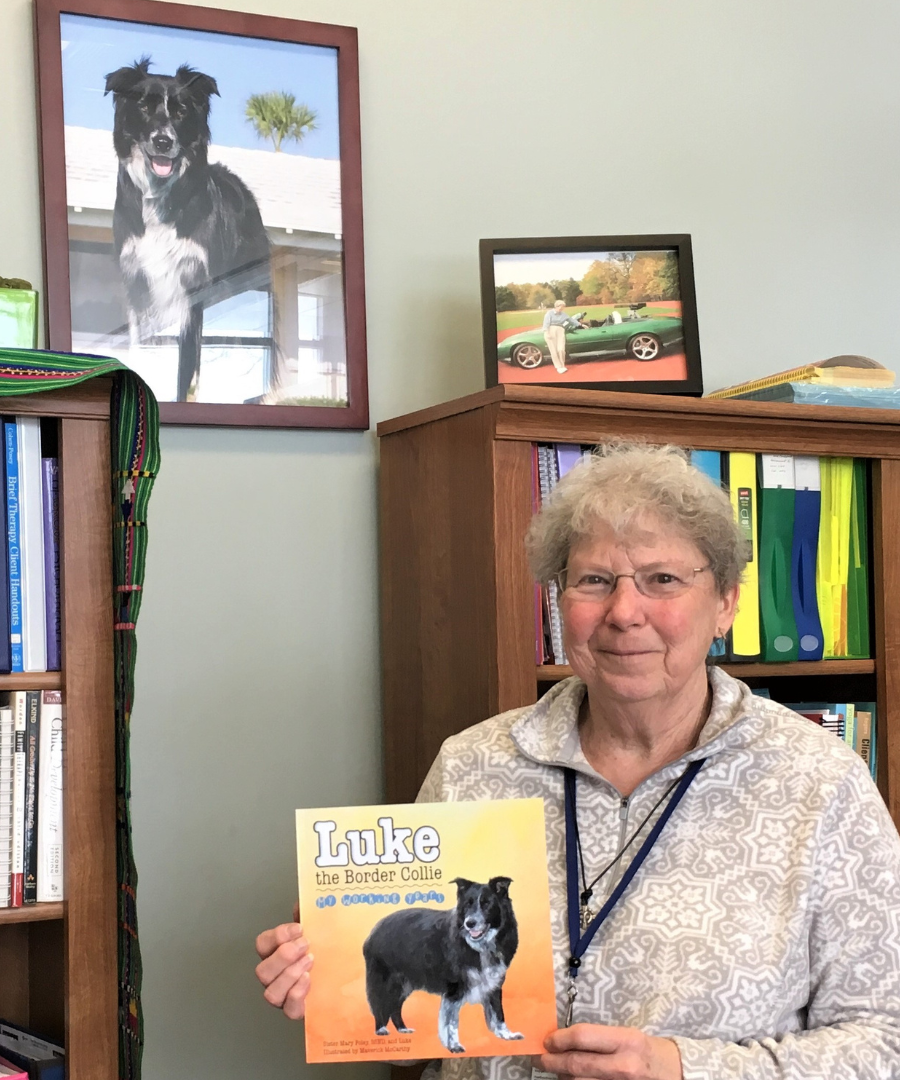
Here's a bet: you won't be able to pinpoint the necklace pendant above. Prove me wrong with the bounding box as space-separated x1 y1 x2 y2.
579 904 594 931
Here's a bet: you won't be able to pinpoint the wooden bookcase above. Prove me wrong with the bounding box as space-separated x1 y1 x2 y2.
378 385 900 832
0 380 117 1079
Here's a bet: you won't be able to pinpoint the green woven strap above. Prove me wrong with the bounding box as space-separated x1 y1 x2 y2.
0 346 159 1080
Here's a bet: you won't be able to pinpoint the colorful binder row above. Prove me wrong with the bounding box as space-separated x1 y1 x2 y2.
532 445 872 666
691 451 870 662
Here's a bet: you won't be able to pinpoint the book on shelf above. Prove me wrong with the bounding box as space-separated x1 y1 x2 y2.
40 458 59 674
296 799 556 1063
0 1021 64 1080
9 693 25 907
706 355 895 401
17 418 46 674
531 443 873 670
0 705 11 908
4 420 22 674
36 690 63 904
22 691 40 905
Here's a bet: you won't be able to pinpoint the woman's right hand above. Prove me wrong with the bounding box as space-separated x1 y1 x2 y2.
255 902 314 1020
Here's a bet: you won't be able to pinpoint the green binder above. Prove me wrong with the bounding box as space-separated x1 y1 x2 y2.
758 454 798 661
846 459 870 658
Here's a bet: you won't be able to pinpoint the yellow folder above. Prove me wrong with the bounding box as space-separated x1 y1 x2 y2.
816 458 853 656
728 452 760 659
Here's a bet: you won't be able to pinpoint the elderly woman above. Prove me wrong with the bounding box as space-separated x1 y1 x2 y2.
256 441 900 1080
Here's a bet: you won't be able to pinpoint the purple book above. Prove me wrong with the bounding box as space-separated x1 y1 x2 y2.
41 458 60 672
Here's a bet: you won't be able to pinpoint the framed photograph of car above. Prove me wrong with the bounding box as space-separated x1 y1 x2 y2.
479 235 702 396
34 0 368 428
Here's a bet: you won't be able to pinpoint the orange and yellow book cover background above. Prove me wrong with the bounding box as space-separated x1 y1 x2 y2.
297 798 557 1063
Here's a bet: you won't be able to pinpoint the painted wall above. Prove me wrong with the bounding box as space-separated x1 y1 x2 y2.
2 0 899 1077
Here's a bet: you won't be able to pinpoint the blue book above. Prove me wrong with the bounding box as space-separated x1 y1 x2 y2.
0 419 10 673
4 419 22 673
791 457 824 660
691 449 722 487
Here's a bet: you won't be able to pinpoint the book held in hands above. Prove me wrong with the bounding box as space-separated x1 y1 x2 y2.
296 798 557 1063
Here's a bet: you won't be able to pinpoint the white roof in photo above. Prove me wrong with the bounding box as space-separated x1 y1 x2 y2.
64 125 342 236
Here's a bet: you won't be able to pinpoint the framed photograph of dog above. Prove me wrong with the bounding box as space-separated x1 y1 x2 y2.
34 0 368 428
480 235 703 397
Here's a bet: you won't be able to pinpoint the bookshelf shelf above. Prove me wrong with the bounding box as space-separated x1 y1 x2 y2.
0 903 64 926
0 672 63 691
537 660 877 682
378 385 900 829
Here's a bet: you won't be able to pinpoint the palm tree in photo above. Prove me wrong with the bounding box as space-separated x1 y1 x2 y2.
245 91 318 152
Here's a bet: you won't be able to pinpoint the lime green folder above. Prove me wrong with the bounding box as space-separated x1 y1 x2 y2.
758 454 798 661
0 288 38 348
846 459 870 658
817 458 853 657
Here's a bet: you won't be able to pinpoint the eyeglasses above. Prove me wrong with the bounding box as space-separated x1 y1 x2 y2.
555 565 711 601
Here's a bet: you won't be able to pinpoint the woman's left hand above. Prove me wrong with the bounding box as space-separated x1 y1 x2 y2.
536 1024 683 1080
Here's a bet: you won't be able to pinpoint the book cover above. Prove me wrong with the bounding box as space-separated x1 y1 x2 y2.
4 421 22 674
296 798 556 1064
16 418 46 674
0 706 12 908
40 459 60 673
36 692 63 904
21 692 39 905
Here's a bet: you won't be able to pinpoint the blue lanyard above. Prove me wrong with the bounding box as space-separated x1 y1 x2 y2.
563 758 705 985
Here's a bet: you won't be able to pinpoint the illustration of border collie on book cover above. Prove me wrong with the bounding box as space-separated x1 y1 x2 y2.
296 799 556 1063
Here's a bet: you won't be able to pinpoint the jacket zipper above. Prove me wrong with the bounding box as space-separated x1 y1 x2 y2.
604 796 630 897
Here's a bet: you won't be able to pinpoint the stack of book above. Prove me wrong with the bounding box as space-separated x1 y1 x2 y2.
1 416 60 675
0 690 64 908
0 1020 64 1080
532 444 871 666
706 355 900 407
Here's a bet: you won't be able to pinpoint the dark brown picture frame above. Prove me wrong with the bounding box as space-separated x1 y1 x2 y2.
34 0 368 428
480 234 703 397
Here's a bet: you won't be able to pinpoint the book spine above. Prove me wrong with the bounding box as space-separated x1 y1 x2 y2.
10 692 25 906
0 706 12 908
4 421 22 673
41 459 60 672
22 691 40 904
37 690 64 903
18 418 46 673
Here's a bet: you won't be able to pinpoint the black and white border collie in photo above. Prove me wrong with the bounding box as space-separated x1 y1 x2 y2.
104 57 272 402
362 876 524 1054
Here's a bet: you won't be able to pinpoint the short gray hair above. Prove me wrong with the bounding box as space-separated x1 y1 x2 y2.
525 440 748 595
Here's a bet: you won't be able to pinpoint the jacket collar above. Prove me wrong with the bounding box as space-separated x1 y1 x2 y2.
509 666 760 781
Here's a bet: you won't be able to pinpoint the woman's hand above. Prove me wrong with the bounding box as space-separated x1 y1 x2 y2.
536 1024 683 1080
254 902 314 1020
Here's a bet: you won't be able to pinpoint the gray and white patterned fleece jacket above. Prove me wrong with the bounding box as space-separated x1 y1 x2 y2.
417 666 900 1080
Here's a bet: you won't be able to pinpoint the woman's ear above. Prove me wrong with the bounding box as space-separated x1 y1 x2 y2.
716 583 740 637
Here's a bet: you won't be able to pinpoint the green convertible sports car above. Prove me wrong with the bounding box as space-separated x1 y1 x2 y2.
498 307 684 369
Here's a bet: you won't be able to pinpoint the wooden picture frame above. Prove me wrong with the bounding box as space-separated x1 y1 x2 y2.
479 235 703 397
34 0 368 428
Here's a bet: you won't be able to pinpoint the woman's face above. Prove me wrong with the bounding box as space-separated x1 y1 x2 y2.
560 516 739 708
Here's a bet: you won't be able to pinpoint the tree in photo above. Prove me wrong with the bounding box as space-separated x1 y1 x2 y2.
245 91 318 152
495 285 517 312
